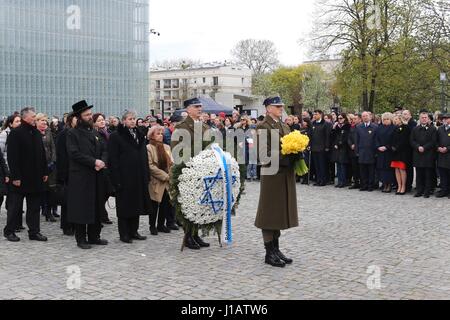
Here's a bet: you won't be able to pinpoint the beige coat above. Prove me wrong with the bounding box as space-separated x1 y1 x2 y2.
147 143 173 203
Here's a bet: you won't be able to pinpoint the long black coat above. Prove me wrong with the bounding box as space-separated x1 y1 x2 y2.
410 125 437 168
7 122 48 194
331 123 350 164
56 128 69 184
437 125 450 169
355 123 378 164
66 126 107 224
391 125 412 165
108 124 151 218
374 124 395 169
310 120 331 152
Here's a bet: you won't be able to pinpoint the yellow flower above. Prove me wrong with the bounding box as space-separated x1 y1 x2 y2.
281 130 310 155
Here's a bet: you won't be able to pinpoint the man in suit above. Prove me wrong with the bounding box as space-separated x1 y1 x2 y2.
410 112 438 198
3 107 49 242
66 100 108 249
310 110 331 186
436 113 450 198
255 97 298 268
348 114 361 189
356 111 378 191
171 98 210 250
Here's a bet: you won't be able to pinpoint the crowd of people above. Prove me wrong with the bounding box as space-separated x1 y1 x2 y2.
295 109 450 200
0 100 448 251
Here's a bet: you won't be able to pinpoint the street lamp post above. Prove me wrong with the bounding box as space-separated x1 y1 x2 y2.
159 99 165 120
441 72 447 114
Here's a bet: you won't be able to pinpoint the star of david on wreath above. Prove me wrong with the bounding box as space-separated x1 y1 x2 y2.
198 168 238 214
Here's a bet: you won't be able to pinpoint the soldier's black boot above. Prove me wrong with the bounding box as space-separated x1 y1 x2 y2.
193 235 210 247
264 242 285 268
185 234 201 250
273 238 293 264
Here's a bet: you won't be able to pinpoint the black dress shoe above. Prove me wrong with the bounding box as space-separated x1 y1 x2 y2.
359 187 368 191
423 194 430 199
167 224 179 231
77 242 92 250
185 235 200 250
29 233 48 241
157 226 171 234
349 184 360 189
5 233 20 242
88 239 108 245
193 235 210 247
120 236 133 244
131 233 147 241
149 226 158 236
436 192 449 198
414 193 423 198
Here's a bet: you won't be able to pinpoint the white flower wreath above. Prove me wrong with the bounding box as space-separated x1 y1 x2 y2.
177 147 241 225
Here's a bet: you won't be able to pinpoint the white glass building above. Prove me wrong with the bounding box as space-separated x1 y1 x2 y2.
0 0 149 117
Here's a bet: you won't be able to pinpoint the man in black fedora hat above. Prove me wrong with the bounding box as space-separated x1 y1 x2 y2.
66 100 108 249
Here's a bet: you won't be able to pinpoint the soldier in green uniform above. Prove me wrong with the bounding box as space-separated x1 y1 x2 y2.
255 97 299 267
171 98 211 250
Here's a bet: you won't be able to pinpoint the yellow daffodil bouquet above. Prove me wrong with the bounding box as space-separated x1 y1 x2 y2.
280 130 310 176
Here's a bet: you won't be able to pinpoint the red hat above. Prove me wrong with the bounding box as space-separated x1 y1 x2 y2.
219 112 226 119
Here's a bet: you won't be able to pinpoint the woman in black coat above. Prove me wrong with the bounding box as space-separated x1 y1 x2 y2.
108 114 151 243
331 114 350 188
390 115 412 195
93 113 114 225
374 113 395 193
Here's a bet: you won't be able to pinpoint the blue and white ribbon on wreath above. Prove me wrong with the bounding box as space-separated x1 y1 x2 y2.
211 144 234 245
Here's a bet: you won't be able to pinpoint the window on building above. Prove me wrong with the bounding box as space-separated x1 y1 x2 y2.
203 77 206 83
164 91 171 99
213 77 218 86
241 78 244 84
172 79 179 88
202 89 206 94
164 79 171 88
156 80 160 89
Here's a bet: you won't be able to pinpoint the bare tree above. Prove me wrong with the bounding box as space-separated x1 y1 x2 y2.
231 39 280 76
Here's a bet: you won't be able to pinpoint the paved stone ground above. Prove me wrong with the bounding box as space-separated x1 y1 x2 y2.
0 182 449 300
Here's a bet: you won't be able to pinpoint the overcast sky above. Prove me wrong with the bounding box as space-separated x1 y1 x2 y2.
149 0 316 66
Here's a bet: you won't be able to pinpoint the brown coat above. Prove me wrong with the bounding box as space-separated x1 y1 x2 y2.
255 115 299 231
147 143 173 203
